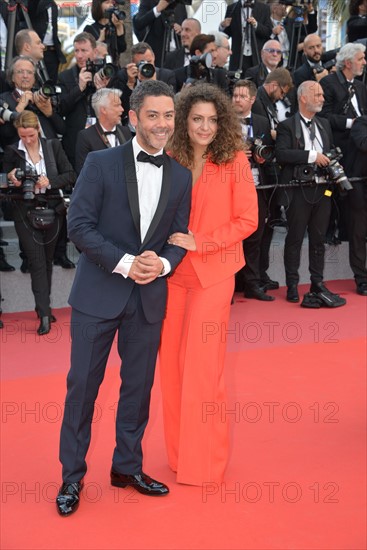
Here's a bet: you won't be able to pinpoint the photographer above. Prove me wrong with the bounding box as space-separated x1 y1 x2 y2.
275 80 346 307
2 111 76 335
174 33 229 93
0 56 65 150
57 32 110 169
293 34 336 88
112 42 176 124
83 0 126 63
232 79 278 301
133 0 187 67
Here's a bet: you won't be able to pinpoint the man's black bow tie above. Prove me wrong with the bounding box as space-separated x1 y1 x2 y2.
137 150 164 168
241 117 251 125
105 130 117 136
301 117 312 127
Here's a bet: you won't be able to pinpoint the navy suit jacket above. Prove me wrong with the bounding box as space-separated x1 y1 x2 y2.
68 140 192 323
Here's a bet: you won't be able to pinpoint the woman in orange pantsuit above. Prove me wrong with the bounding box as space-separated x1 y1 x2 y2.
160 84 258 486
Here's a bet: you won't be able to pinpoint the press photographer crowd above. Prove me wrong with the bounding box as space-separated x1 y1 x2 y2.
0 0 366 335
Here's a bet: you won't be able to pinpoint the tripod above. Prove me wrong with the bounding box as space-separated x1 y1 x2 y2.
5 0 49 82
286 7 305 74
237 3 260 76
160 12 181 68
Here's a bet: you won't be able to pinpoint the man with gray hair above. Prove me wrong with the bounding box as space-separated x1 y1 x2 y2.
210 31 232 68
320 43 367 296
75 88 132 174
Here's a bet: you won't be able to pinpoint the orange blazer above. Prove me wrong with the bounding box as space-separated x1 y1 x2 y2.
188 150 258 288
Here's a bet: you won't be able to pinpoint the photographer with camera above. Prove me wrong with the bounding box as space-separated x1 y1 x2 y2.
219 0 273 77
83 0 126 64
57 32 111 170
112 42 176 125
275 80 346 307
133 0 188 68
293 34 337 88
232 78 278 301
2 111 76 335
0 56 64 150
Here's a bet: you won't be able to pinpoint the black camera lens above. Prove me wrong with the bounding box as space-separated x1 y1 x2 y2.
137 62 155 79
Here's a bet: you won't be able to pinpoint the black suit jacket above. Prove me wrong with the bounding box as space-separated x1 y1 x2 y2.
75 122 132 174
27 0 66 64
133 0 186 67
174 66 230 94
293 61 316 88
223 0 272 71
68 140 192 322
252 86 279 128
58 66 96 168
320 70 367 158
346 115 367 178
275 113 334 198
248 111 274 186
0 89 65 149
2 138 76 222
245 62 271 87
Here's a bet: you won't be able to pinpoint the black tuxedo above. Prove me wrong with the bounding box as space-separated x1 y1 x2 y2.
346 116 367 285
276 113 334 285
75 122 132 174
320 70 367 159
245 62 272 87
58 66 96 169
236 112 276 289
133 0 186 67
223 0 272 73
59 140 192 481
27 0 66 82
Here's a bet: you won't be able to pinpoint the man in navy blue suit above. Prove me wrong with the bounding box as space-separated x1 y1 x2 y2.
56 80 192 516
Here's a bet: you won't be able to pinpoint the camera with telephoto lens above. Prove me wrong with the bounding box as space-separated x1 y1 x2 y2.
104 0 126 22
86 56 116 80
323 148 353 191
37 79 62 99
0 101 19 123
137 61 155 79
14 166 39 200
187 52 212 84
246 137 274 162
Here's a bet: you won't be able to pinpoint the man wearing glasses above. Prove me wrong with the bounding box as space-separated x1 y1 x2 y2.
245 39 283 86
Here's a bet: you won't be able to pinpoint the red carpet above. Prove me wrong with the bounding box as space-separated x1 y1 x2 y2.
1 280 366 549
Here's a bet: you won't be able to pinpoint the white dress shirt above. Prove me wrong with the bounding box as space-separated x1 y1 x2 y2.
113 137 171 278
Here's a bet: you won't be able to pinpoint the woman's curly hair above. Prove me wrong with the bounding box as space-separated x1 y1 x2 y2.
168 83 244 168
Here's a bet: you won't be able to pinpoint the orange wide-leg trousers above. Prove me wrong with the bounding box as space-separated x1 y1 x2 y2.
159 259 234 486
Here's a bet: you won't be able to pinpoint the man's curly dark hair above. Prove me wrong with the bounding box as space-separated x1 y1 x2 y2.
168 84 244 168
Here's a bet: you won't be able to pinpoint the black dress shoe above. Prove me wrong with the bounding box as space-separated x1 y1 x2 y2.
20 258 29 273
37 316 50 335
244 286 275 301
286 285 299 303
35 309 56 323
260 278 279 291
0 258 15 272
56 481 83 516
111 470 169 496
54 255 75 269
356 282 367 296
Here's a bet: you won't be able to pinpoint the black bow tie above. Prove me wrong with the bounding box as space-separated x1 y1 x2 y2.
105 130 117 136
242 117 251 125
137 150 164 168
301 117 312 127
